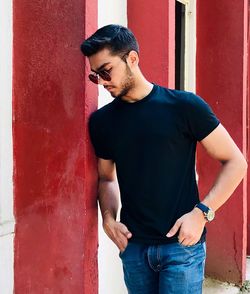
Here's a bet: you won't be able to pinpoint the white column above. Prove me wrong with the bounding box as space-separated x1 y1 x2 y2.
97 1 127 293
0 1 15 293
98 0 127 108
184 0 196 93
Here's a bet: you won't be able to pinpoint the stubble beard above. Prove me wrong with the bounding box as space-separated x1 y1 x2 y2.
113 65 135 99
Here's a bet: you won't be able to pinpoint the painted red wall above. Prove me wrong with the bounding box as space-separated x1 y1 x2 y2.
196 0 248 284
247 1 250 256
128 0 248 284
127 0 175 88
13 0 98 293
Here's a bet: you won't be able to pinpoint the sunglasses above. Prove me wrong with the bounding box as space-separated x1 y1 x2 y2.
88 69 111 84
88 51 130 84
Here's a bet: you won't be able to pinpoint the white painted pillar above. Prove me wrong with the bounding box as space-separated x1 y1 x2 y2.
97 1 127 293
0 1 15 293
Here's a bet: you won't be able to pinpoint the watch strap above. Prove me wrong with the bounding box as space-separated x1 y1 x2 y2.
195 202 209 214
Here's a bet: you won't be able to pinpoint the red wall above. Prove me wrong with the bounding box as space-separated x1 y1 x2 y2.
247 1 250 256
196 0 248 284
13 0 98 292
127 0 175 88
128 0 248 284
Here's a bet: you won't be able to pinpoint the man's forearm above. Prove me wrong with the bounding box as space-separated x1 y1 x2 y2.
98 179 120 221
202 155 247 212
98 178 132 250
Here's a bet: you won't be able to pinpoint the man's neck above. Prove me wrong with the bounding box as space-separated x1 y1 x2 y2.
120 78 153 103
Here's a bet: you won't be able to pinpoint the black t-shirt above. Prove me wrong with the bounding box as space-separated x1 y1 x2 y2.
89 84 220 244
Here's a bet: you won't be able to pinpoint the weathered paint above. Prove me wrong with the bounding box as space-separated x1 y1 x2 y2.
196 0 248 284
13 0 98 293
247 1 250 257
127 0 175 88
0 0 14 293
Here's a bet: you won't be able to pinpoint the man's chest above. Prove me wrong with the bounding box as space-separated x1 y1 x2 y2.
106 106 189 152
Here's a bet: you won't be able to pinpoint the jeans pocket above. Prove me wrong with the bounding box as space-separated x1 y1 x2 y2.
119 243 130 258
178 240 202 248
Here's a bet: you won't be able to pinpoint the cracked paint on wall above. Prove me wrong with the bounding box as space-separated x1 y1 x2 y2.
13 0 98 292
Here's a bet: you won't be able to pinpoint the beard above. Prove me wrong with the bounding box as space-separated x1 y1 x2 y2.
112 65 135 98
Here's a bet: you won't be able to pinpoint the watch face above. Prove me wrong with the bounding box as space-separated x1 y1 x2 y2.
206 210 215 221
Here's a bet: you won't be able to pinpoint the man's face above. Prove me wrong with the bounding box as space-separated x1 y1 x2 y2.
88 48 135 98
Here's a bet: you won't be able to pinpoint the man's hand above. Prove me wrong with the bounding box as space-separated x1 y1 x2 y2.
103 212 132 252
166 208 207 246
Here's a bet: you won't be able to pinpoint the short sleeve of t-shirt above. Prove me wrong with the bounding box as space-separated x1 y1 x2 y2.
88 112 113 160
185 93 220 141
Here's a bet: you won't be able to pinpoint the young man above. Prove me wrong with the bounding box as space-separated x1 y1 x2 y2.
81 24 247 294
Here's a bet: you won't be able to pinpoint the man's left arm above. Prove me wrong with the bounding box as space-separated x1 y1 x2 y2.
167 124 248 246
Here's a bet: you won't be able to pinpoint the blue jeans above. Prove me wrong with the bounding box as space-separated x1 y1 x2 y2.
119 240 206 294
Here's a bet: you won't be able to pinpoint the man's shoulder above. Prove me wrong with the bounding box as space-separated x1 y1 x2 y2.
162 86 196 100
155 84 199 105
89 100 116 126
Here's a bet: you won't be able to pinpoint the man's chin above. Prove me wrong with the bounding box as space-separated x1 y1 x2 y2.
107 87 130 99
105 87 116 97
108 89 120 98
110 92 117 98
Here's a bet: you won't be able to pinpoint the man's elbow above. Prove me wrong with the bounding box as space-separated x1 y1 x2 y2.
237 153 248 177
222 152 248 177
241 156 248 174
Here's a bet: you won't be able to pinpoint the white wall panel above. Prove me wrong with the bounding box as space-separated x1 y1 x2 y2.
0 0 15 293
97 1 127 293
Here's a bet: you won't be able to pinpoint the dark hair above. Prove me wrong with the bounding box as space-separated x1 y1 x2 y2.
80 24 139 57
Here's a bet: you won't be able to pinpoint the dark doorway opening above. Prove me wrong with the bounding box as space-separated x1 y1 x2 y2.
175 1 186 90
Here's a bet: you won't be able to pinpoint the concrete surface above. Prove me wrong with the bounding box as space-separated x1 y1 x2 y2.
203 278 241 294
202 257 250 293
246 258 250 281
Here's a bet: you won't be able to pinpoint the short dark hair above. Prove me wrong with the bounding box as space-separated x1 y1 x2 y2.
80 24 139 57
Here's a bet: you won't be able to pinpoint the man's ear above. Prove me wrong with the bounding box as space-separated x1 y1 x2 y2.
127 50 139 67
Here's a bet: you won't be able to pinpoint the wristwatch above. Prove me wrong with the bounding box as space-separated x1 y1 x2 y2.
195 203 215 222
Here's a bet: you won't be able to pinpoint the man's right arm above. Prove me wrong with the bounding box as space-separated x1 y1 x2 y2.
98 158 132 252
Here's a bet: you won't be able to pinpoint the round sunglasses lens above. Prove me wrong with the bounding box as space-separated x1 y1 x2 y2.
89 74 98 84
100 71 111 81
